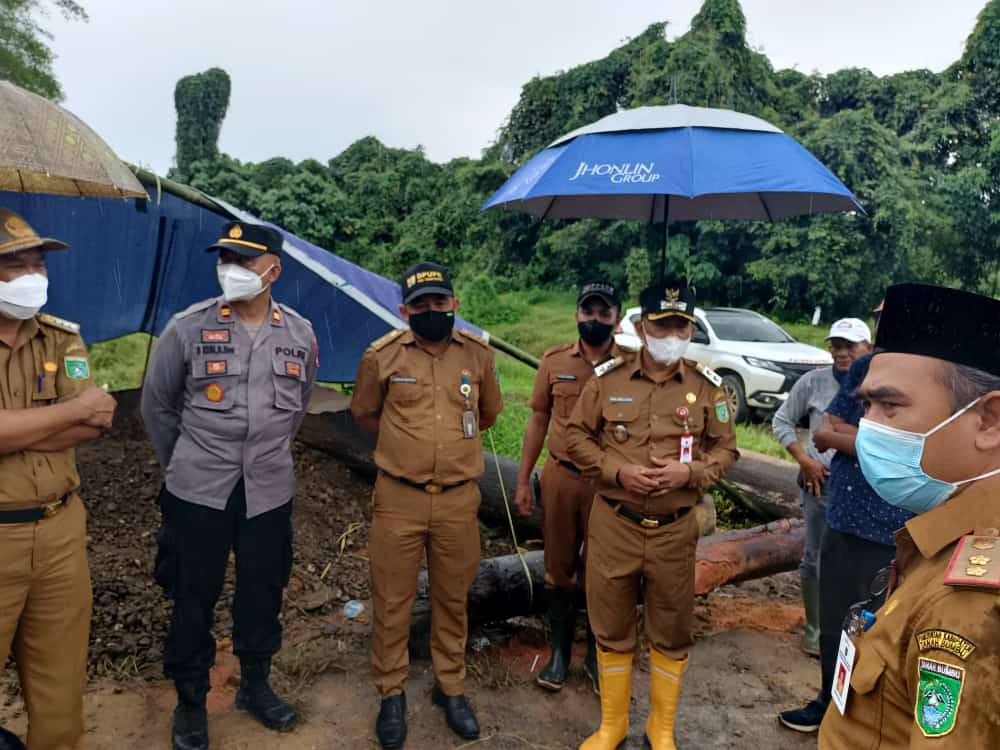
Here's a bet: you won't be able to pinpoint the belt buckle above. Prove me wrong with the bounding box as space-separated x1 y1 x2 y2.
42 498 62 518
424 484 443 495
640 517 660 529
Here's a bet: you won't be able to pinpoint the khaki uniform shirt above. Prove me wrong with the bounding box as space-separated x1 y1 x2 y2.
820 479 1000 749
529 340 630 465
141 297 318 518
0 315 92 507
566 352 738 514
350 328 503 485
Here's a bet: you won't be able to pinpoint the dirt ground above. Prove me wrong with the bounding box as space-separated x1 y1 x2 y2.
2 430 821 749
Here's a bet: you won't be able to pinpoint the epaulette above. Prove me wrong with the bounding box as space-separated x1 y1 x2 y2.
595 356 625 378
277 302 314 329
541 342 575 359
36 313 80 334
617 342 639 353
370 328 406 351
457 328 491 349
173 297 218 320
944 532 1000 590
695 362 723 387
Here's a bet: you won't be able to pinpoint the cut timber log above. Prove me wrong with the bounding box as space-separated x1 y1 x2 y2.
410 518 804 634
725 449 801 519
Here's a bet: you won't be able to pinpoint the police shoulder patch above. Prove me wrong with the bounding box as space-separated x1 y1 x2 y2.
173 297 217 320
595 356 625 378
370 328 406 351
457 328 491 349
695 362 723 387
37 313 80 334
915 658 964 738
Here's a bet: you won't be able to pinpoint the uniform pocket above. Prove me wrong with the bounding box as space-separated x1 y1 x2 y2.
191 355 242 411
272 357 304 411
552 380 582 419
601 399 642 443
850 652 886 695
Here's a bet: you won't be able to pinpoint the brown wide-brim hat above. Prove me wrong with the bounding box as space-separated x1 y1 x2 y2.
0 208 68 256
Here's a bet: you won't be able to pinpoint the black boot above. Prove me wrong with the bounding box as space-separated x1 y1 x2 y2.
584 622 599 696
431 686 480 740
235 658 297 732
536 588 576 691
172 679 209 750
375 693 407 749
0 727 25 750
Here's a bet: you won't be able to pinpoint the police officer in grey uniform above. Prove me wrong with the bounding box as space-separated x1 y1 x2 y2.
141 222 318 750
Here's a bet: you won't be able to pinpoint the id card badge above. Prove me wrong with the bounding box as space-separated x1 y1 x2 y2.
679 434 694 464
831 630 857 715
462 409 477 439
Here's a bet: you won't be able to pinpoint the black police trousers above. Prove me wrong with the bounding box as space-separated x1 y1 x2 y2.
817 527 894 706
155 481 293 682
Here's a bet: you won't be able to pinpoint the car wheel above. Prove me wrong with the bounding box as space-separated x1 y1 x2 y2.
720 374 749 424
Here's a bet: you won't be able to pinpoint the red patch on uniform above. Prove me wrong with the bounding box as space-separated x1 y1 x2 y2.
202 329 231 343
219 305 232 319
314 341 320 367
206 360 227 376
205 383 224 403
272 308 282 325
285 361 302 377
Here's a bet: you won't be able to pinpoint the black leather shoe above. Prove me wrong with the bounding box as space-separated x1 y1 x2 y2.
172 680 209 750
235 658 298 732
0 727 26 750
431 686 480 740
375 693 407 749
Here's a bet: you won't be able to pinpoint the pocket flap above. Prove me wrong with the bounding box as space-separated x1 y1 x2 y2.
272 356 306 381
850 653 886 695
602 398 641 423
192 354 242 380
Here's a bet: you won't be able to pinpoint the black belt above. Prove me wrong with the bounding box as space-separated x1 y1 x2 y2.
557 459 581 475
385 474 469 495
0 493 71 525
602 496 690 529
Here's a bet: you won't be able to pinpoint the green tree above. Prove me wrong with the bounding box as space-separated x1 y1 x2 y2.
0 0 87 100
173 67 231 174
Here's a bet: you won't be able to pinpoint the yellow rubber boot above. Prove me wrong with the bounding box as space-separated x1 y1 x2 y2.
579 648 633 750
644 649 688 750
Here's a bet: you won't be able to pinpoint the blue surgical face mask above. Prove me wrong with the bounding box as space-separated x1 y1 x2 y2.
856 398 1000 514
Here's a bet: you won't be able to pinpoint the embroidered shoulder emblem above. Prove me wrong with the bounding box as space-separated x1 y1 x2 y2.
915 658 964 738
37 313 80 334
915 630 976 660
695 362 723 387
370 328 406 351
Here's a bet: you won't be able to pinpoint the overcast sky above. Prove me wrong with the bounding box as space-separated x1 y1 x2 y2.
47 0 986 175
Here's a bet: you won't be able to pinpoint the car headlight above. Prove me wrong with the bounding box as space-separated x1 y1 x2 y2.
743 356 785 373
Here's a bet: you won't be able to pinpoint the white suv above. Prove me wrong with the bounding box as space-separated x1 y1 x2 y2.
616 306 831 422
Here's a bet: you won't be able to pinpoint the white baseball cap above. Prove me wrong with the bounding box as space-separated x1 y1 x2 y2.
826 318 872 343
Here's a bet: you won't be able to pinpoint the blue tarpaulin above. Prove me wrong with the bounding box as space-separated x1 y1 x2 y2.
1 179 476 382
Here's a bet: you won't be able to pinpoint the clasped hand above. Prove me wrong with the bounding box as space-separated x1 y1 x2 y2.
618 456 691 496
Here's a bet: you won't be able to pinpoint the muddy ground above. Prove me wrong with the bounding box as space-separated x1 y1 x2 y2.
2 429 820 749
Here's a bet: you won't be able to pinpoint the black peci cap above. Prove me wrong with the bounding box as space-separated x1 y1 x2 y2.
875 283 1000 376
640 282 696 323
206 221 284 257
401 261 454 304
577 279 621 308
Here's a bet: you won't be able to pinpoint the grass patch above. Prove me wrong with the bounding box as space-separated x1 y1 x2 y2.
89 333 150 390
735 423 792 461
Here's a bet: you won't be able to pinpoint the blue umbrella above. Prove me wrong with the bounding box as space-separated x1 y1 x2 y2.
483 105 862 262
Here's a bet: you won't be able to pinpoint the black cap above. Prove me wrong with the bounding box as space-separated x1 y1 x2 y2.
401 262 453 304
577 280 621 308
875 283 1000 376
640 282 696 323
206 221 284 257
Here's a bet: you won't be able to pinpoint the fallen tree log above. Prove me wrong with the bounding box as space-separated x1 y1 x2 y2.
410 518 804 634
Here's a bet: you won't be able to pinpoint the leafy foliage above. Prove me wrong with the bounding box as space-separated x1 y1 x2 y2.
170 0 1000 320
0 0 87 100
174 67 231 173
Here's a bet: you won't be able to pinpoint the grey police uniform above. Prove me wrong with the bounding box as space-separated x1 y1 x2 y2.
140 295 318 685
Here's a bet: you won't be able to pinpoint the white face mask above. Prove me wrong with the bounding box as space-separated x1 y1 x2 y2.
216 263 274 302
0 273 48 320
644 325 690 365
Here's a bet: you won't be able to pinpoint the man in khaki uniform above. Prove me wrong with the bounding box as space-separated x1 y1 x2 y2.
566 283 738 750
819 283 1000 748
515 279 628 694
0 208 117 750
351 262 503 749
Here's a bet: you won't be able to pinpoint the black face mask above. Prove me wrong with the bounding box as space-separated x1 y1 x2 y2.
409 310 455 342
578 319 615 346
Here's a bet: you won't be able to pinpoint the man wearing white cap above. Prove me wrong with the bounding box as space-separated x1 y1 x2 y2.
773 318 873 665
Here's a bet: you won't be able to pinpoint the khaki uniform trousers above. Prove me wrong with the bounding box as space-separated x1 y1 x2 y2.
540 458 594 591
586 496 698 654
0 495 92 750
369 473 480 697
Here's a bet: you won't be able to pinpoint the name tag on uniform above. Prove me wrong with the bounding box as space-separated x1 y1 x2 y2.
555 374 577 381
608 396 633 403
831 631 857 715
391 376 417 384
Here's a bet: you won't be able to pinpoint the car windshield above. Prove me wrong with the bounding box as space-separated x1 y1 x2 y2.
705 310 794 343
